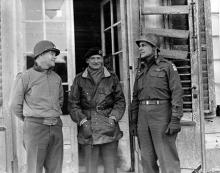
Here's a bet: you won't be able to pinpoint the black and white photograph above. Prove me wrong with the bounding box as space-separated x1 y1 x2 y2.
0 0 220 173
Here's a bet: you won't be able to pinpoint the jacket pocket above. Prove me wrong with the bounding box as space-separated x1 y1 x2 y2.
93 115 116 137
150 71 166 78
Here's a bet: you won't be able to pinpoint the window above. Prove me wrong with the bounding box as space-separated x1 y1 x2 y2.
22 0 70 114
101 0 123 80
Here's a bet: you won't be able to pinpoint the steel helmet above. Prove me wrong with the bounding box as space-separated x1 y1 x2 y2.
136 34 160 50
33 40 60 59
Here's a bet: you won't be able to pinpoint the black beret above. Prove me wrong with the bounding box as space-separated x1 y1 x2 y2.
83 47 103 60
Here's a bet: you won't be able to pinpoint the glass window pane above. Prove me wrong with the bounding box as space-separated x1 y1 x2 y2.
113 0 121 23
114 53 123 80
22 0 43 20
26 54 35 69
113 24 122 52
104 54 113 71
46 22 67 51
212 37 220 60
211 14 219 36
103 1 111 28
54 53 68 83
214 61 220 83
210 0 219 13
104 54 121 80
45 0 66 20
24 22 44 52
104 29 112 55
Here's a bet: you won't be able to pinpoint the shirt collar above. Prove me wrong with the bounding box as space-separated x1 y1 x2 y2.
82 66 111 78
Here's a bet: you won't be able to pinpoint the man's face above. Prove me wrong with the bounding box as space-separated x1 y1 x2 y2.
87 55 104 70
38 51 57 69
138 41 153 58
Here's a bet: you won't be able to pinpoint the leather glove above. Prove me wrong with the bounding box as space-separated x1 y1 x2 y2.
130 122 137 136
165 116 181 135
82 120 92 139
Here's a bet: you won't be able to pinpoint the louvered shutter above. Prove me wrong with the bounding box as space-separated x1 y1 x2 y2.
139 0 193 118
139 0 215 119
199 0 215 118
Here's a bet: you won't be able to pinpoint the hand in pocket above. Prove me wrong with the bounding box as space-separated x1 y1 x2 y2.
82 120 92 139
102 118 116 137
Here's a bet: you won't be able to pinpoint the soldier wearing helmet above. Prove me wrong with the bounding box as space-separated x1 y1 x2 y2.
10 40 64 173
130 33 183 173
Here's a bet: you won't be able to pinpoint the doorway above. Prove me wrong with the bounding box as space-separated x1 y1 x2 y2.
74 0 131 172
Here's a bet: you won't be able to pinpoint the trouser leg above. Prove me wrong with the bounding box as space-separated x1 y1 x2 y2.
23 121 49 173
44 125 63 173
150 125 180 173
148 103 180 173
137 125 159 173
83 144 100 173
101 141 118 173
137 106 159 173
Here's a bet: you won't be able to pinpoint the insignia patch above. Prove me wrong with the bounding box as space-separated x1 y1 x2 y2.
172 64 177 71
155 68 161 72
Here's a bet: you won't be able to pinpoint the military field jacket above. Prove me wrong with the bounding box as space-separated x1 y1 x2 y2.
131 56 183 123
69 67 126 144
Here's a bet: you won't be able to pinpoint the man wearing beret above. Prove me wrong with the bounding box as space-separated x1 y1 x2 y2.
69 47 126 173
10 40 64 173
130 34 183 173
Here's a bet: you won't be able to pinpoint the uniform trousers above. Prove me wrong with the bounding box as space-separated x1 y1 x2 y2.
137 104 180 173
23 119 63 173
83 141 118 173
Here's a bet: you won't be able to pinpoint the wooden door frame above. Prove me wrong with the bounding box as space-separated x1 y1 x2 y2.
100 0 131 170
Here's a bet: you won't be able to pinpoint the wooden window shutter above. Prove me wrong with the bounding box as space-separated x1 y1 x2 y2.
139 0 215 119
199 0 215 118
139 0 193 117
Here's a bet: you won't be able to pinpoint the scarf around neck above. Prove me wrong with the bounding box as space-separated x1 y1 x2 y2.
87 66 104 84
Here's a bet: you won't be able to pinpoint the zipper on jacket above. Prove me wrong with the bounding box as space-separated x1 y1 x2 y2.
47 72 54 109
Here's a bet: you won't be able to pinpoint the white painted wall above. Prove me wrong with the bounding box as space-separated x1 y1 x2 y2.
211 0 220 105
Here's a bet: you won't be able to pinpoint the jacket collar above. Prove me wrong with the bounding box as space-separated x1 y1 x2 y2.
155 55 163 65
136 55 163 79
33 63 53 73
82 66 111 78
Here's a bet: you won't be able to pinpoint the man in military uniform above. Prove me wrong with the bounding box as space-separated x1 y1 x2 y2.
10 40 64 173
130 34 183 173
68 47 126 173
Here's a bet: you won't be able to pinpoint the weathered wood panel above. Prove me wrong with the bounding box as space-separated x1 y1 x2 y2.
203 0 215 118
159 49 188 60
142 5 189 15
144 27 189 39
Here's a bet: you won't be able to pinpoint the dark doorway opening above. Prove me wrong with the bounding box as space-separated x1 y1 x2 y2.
73 0 102 172
74 0 102 74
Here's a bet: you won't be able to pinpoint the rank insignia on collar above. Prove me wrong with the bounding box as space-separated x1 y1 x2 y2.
172 64 177 71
